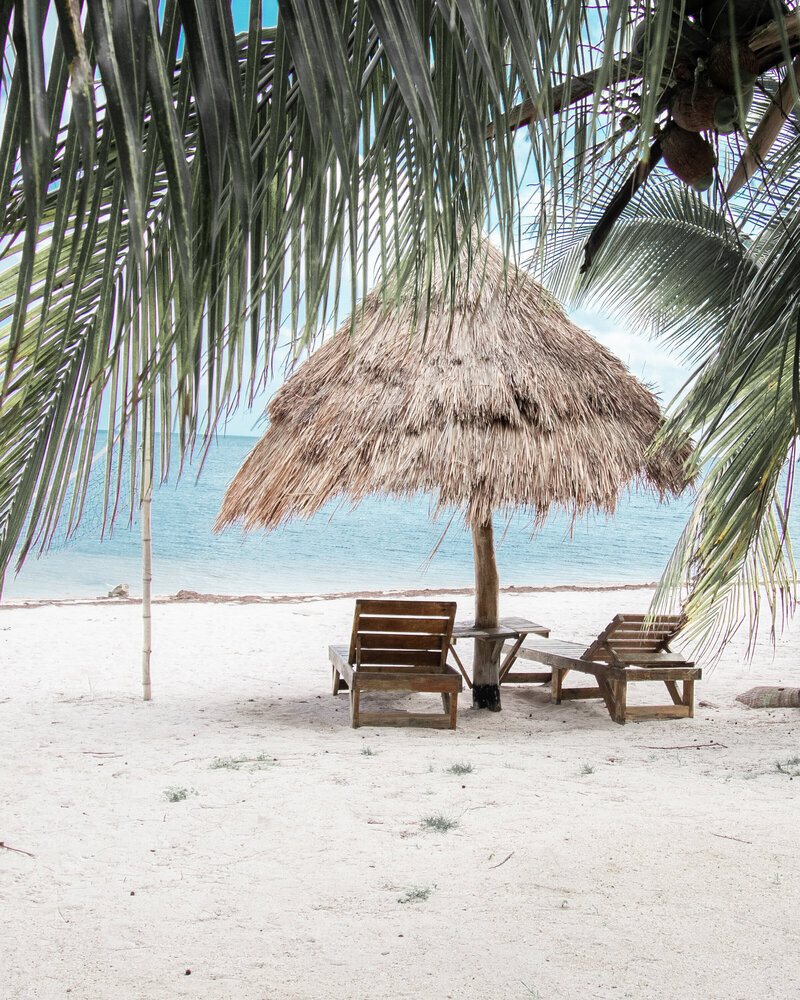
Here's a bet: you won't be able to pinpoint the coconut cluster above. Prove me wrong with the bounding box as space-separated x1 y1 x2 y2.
632 0 779 190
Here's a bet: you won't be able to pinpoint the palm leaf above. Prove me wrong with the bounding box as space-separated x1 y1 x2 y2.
2 0 800 654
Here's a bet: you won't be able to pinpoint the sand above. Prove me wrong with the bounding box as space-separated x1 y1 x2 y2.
1 586 799 1000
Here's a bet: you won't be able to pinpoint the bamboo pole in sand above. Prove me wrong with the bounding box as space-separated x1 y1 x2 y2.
141 416 153 702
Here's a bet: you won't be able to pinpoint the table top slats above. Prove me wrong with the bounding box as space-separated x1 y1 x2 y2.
452 617 549 640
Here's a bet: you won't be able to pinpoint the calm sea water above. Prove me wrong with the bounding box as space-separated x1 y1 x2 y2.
0 433 733 601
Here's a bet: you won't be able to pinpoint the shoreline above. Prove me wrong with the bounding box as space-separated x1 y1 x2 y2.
0 579 658 610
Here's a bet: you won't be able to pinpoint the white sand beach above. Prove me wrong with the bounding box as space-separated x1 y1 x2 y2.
2 586 799 1000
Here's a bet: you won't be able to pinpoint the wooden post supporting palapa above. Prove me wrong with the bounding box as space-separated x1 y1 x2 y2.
471 521 502 711
141 414 152 702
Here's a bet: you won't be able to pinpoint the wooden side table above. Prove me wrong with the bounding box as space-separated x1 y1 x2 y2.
450 617 551 687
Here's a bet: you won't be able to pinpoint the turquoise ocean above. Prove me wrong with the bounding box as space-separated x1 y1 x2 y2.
0 433 780 601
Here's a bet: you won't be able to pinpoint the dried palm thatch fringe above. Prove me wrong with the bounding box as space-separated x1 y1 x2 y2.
217 239 692 535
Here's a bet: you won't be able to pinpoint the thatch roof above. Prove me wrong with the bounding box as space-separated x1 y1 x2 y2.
218 239 692 533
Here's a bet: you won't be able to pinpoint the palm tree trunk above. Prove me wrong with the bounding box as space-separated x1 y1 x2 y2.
471 521 502 711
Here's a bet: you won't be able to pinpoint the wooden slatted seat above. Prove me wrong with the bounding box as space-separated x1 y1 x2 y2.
503 614 700 725
329 599 462 729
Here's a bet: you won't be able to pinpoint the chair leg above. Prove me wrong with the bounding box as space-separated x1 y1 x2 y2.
552 668 566 703
448 691 458 729
442 692 458 728
684 678 695 717
664 680 682 705
331 663 349 694
350 688 360 728
613 678 627 725
596 674 621 723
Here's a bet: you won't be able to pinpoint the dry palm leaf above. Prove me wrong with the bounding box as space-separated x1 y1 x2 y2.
726 56 800 197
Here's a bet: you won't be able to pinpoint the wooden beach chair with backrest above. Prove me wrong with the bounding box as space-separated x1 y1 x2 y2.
504 613 700 725
329 599 462 729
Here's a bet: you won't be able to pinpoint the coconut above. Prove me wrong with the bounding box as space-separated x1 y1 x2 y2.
691 172 715 190
714 93 739 132
677 0 707 14
700 0 779 41
708 40 759 89
672 60 697 84
631 19 647 56
714 94 739 135
714 85 754 133
661 123 717 188
671 84 731 131
632 11 701 57
634 4 713 61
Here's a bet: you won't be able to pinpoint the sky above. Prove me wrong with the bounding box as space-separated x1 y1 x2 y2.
219 0 691 437
233 1 279 30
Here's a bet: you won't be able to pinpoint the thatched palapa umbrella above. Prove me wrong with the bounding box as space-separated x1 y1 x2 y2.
217 239 692 711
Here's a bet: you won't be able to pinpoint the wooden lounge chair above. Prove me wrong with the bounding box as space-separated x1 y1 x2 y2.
505 614 700 725
329 599 462 729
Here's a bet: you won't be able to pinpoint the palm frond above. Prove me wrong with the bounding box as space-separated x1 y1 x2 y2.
3 0 800 654
541 176 751 359
539 163 800 651
0 0 609 588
